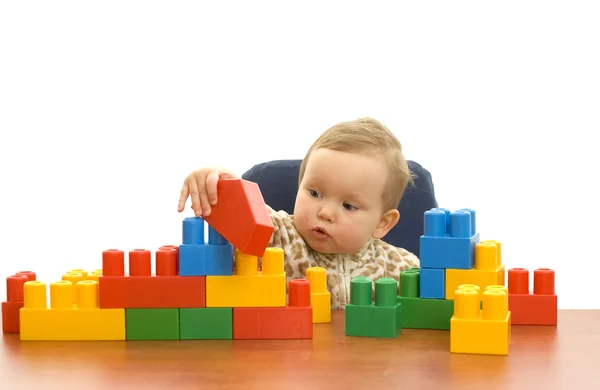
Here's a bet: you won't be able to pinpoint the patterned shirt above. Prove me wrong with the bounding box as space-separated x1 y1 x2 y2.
266 205 421 309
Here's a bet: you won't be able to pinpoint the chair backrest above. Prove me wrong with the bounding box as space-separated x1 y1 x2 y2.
242 159 438 257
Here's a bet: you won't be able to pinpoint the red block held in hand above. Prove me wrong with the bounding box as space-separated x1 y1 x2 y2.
203 179 274 257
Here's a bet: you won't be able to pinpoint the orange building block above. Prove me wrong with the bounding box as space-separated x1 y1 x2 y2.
508 267 557 326
2 271 36 333
98 248 206 309
232 279 313 339
203 178 274 257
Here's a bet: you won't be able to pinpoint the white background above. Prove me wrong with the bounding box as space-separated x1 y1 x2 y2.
1 1 598 309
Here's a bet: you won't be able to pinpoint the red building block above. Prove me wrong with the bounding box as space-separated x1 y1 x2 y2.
203 178 274 257
508 267 557 326
159 244 179 274
98 248 205 309
2 271 36 333
232 279 313 339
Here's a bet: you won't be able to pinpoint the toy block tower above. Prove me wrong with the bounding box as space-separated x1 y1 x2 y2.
507 267 557 325
345 276 402 338
96 245 210 340
8 177 323 341
450 284 511 355
123 177 316 341
418 208 504 301
397 268 454 330
2 271 36 333
190 239 313 339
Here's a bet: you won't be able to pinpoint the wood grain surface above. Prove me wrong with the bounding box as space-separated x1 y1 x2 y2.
2 310 599 389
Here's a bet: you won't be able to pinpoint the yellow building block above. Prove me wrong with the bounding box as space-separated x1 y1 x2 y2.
20 279 125 341
63 269 103 283
60 269 104 304
206 247 286 307
306 267 331 323
450 284 511 355
445 240 505 299
87 270 103 283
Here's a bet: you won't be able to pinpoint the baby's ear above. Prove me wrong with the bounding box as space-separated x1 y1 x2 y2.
373 209 400 239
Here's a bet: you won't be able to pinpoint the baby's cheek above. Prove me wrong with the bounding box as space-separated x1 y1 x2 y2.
337 225 354 243
293 209 310 231
343 224 368 247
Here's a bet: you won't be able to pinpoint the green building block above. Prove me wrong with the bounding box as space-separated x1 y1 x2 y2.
397 268 454 330
345 277 402 338
180 308 232 339
126 308 179 340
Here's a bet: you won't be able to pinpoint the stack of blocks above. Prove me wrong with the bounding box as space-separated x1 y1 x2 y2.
418 208 510 354
343 206 558 356
419 208 505 303
419 207 557 355
1 178 332 340
1 195 557 355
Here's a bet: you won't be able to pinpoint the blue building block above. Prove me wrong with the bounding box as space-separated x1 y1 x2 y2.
419 208 480 270
182 217 205 245
419 268 445 299
180 217 234 276
209 226 227 245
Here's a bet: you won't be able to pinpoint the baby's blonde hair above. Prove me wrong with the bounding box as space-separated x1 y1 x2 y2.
298 117 414 212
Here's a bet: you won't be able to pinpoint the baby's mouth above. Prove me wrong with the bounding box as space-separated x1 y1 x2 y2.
313 227 329 237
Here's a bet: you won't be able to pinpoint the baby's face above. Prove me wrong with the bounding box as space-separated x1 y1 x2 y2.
293 148 389 254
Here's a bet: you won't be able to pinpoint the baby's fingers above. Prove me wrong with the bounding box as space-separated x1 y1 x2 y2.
177 183 190 212
206 170 220 206
187 177 207 216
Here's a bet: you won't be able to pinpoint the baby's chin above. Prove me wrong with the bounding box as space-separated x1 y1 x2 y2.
304 238 368 255
335 239 373 254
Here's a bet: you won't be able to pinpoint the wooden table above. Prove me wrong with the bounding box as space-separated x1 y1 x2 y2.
2 310 599 389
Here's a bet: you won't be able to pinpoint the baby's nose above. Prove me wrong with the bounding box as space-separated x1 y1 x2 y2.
318 207 334 222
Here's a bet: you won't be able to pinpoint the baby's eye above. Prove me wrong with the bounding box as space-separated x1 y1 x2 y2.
309 189 322 198
343 203 358 211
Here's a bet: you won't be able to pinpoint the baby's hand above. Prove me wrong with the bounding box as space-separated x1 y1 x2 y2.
177 167 238 217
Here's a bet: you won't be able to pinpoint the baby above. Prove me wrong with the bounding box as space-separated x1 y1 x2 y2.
177 117 420 309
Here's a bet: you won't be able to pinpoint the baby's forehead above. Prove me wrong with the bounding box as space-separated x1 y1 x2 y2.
305 146 389 179
307 172 386 200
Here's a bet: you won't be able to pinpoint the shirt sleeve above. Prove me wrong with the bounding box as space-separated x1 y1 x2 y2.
266 205 295 249
265 205 313 279
381 241 421 280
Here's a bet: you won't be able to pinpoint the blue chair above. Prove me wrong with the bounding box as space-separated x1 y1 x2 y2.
242 159 438 257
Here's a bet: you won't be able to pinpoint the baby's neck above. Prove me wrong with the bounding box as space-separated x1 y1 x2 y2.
306 237 375 257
